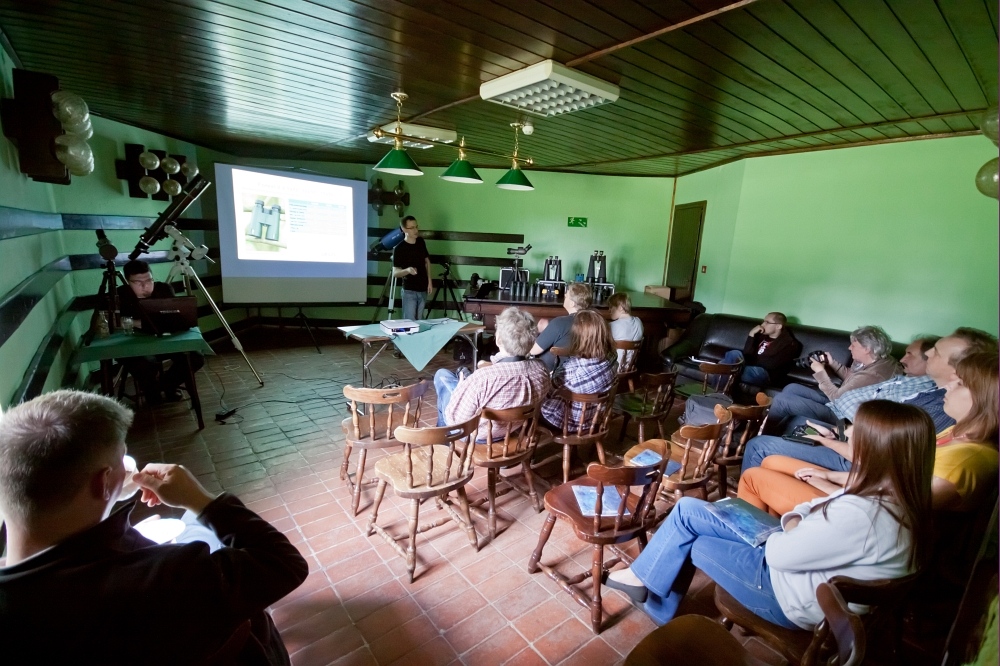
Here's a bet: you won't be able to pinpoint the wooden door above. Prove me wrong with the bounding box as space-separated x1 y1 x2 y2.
664 201 707 301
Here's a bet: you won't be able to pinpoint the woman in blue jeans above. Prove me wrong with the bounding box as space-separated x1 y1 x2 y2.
604 401 935 629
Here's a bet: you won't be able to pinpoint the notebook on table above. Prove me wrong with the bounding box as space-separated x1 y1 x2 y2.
136 296 198 335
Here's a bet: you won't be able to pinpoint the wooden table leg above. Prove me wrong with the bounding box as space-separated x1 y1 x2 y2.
100 360 114 395
184 352 205 430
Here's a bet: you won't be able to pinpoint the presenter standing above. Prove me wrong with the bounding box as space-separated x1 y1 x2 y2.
392 216 433 320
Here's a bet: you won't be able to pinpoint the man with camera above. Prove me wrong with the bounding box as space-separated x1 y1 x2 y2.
719 312 801 388
391 215 434 321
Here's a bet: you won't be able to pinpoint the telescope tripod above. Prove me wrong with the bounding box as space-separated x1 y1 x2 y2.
425 263 465 320
165 225 263 386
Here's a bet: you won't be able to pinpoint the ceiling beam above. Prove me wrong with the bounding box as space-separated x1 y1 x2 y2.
546 109 988 169
405 0 763 125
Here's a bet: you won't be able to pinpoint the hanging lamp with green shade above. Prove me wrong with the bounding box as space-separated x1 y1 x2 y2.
440 137 482 183
496 122 533 191
373 92 423 177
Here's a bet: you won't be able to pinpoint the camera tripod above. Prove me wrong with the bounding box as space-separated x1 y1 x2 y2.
370 247 400 324
425 262 465 320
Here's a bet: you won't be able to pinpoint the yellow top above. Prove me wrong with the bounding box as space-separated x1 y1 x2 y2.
933 440 999 512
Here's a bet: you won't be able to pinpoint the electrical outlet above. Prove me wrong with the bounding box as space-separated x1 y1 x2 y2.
701 265 707 273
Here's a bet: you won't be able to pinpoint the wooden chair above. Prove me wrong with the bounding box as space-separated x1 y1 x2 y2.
624 583 865 666
712 392 773 499
534 385 618 483
340 380 428 516
614 339 643 393
715 572 919 665
366 413 480 583
615 370 679 446
675 360 743 399
626 404 733 506
528 458 667 633
469 403 553 539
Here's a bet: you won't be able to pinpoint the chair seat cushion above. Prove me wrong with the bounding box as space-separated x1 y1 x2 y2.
374 445 473 491
615 393 658 417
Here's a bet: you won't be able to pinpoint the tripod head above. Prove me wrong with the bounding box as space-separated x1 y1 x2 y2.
438 261 453 278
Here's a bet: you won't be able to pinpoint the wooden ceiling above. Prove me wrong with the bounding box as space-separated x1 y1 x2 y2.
0 0 996 176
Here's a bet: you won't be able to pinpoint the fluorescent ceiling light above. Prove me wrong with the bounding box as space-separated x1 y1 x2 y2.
367 123 457 149
480 60 620 118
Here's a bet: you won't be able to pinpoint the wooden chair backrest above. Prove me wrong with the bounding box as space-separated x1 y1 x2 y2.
615 339 643 370
722 392 773 457
697 360 742 396
342 380 428 441
478 402 544 462
551 385 618 441
812 583 866 666
630 371 679 418
585 459 666 534
672 405 733 481
392 413 480 490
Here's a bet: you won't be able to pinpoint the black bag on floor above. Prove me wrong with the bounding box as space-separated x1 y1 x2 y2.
452 337 475 364
680 393 733 426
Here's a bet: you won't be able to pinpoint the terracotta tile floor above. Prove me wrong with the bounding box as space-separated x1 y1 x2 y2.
123 329 745 666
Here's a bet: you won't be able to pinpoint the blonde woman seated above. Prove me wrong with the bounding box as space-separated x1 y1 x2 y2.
541 310 616 429
739 351 998 516
602 399 934 628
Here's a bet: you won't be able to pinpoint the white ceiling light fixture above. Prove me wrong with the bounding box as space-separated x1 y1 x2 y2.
480 60 620 118
367 122 457 149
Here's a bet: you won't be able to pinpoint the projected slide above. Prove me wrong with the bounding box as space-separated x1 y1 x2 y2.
230 168 354 263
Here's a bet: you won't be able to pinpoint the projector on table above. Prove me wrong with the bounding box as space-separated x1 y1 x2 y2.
380 319 420 335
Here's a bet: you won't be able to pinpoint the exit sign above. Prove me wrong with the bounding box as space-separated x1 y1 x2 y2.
568 217 588 227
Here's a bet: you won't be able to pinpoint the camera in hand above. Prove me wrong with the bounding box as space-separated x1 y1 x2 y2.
796 351 826 368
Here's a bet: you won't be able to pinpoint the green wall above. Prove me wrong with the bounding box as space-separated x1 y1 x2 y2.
675 136 1000 340
399 168 675 292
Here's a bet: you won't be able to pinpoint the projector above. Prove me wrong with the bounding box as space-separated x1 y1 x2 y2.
380 319 421 335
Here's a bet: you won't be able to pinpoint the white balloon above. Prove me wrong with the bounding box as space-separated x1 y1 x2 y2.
138 151 160 170
139 176 161 195
162 179 183 196
160 156 180 174
975 157 999 199
68 158 95 177
180 161 199 178
53 134 90 167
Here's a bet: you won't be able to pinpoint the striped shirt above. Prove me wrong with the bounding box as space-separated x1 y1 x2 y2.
542 357 615 428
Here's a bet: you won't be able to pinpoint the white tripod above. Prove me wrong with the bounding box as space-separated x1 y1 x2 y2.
164 224 264 386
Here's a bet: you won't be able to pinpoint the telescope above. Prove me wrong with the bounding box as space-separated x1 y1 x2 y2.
368 226 405 257
128 175 211 260
506 244 532 256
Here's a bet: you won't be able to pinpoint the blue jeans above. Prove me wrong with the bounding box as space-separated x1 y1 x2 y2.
721 350 771 387
630 497 797 628
434 368 460 426
741 435 852 475
769 383 837 424
401 289 427 320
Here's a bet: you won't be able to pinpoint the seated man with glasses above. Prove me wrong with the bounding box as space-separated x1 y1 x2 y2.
113 260 205 403
719 312 801 388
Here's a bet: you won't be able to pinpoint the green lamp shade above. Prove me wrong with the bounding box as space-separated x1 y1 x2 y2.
496 165 534 191
440 159 483 184
373 148 423 176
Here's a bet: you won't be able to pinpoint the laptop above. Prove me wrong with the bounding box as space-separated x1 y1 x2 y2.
136 296 198 335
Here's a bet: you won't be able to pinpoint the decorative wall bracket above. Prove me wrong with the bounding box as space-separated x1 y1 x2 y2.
114 143 195 200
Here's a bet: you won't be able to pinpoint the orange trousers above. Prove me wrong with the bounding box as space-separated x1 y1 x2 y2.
737 455 830 516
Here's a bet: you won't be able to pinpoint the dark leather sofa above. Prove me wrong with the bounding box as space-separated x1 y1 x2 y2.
662 313 906 394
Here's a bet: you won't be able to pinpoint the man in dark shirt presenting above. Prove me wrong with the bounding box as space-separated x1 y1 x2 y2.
721 312 801 387
391 215 434 320
116 259 204 402
0 390 308 665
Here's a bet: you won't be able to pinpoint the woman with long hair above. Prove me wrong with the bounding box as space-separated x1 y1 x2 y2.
603 400 935 629
541 310 616 427
738 350 998 514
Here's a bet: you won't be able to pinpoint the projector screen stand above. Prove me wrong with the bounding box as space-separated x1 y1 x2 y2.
292 307 321 354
